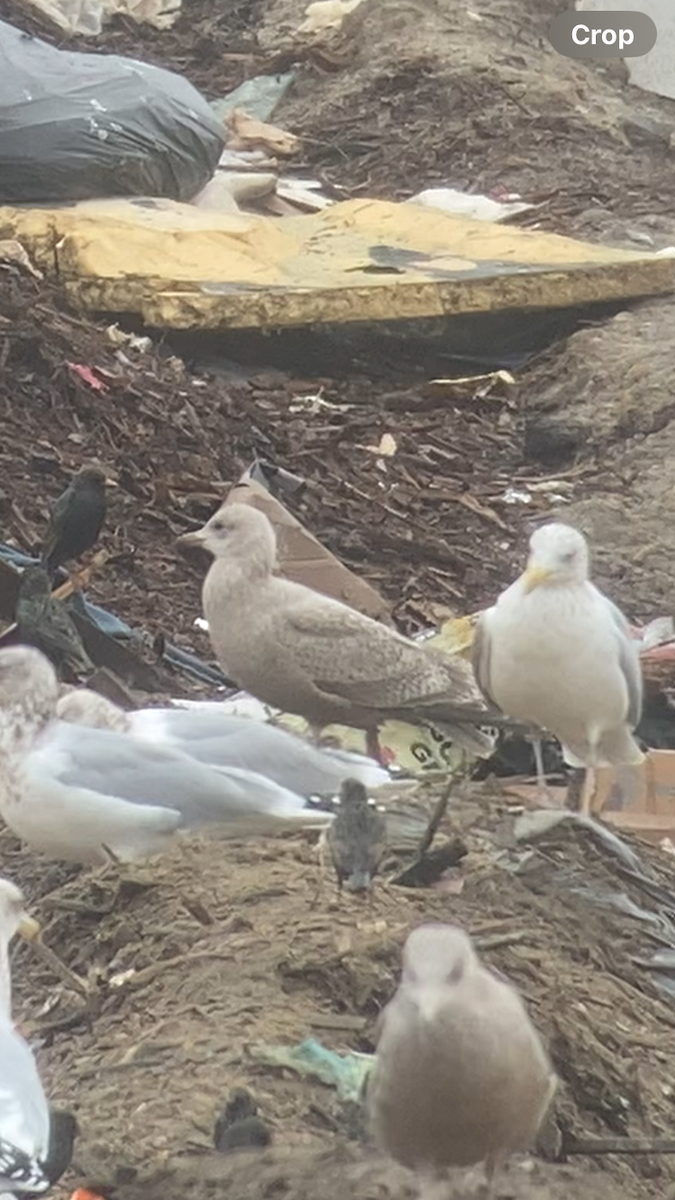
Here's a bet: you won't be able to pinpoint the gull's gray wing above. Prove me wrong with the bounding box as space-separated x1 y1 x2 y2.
471 609 498 708
275 598 485 713
164 724 388 796
47 723 322 825
600 594 643 729
130 709 248 744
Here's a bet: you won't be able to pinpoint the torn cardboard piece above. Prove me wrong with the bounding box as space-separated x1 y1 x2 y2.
592 752 675 817
225 471 391 622
573 751 675 848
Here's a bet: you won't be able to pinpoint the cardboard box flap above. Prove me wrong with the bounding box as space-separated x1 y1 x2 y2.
225 475 391 622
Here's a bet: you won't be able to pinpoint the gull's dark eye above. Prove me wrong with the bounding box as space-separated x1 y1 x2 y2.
560 550 576 564
212 520 224 532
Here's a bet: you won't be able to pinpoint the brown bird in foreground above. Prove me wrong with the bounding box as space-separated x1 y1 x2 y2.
326 778 387 893
16 567 93 680
177 504 503 761
367 924 556 1198
41 465 110 577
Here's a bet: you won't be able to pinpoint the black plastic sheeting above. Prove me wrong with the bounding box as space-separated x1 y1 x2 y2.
0 20 225 203
0 544 229 686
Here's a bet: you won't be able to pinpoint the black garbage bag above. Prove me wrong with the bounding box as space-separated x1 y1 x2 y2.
0 20 225 203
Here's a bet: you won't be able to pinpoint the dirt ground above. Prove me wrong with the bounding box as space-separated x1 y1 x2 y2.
11 789 675 1200
1 0 675 1198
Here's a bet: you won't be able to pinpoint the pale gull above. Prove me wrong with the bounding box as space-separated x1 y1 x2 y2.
0 878 51 1196
55 689 389 797
367 924 556 1198
177 504 504 762
472 522 644 813
0 646 332 867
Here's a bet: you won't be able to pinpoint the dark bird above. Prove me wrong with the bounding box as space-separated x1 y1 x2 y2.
34 1110 78 1193
41 466 109 577
213 1089 272 1154
326 778 387 893
16 567 93 680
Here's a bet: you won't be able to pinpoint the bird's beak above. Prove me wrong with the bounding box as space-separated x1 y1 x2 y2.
17 913 41 941
105 478 119 488
177 527 208 548
520 564 554 594
415 987 445 1024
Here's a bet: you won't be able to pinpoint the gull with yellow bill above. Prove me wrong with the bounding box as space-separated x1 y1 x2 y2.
472 522 644 813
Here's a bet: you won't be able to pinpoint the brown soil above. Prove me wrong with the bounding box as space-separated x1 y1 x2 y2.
10 790 675 1200
0 266 529 643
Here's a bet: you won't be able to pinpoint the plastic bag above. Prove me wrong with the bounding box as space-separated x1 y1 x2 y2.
0 20 225 203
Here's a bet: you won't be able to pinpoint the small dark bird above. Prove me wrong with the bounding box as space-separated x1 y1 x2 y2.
213 1089 272 1154
17 567 93 679
40 1110 78 1190
6 1109 78 1200
41 466 109 577
327 778 387 893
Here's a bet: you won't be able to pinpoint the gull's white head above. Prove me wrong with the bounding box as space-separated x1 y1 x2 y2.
402 923 477 991
520 523 590 593
177 503 277 577
56 688 132 732
0 646 59 747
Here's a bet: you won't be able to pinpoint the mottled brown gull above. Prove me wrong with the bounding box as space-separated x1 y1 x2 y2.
367 924 556 1198
473 522 644 812
178 503 503 760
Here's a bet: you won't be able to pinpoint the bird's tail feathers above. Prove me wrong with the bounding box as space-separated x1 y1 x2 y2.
563 726 645 769
344 870 372 892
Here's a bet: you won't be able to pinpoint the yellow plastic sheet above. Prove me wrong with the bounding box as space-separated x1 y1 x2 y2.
1 196 672 329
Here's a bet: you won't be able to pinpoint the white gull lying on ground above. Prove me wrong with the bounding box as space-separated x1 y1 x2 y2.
0 878 51 1196
0 646 333 867
55 690 389 797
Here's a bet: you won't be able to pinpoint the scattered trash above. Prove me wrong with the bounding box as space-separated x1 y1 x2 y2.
24 0 181 35
0 20 224 204
0 548 229 690
225 110 300 157
639 616 675 652
0 239 42 277
590 751 675 843
211 74 296 125
192 171 277 214
408 188 535 223
67 364 109 393
298 0 363 34
275 179 333 212
105 326 152 354
365 433 397 457
502 487 533 505
250 1037 373 1102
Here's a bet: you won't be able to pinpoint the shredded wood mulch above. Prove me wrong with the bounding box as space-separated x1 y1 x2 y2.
0 262 571 662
